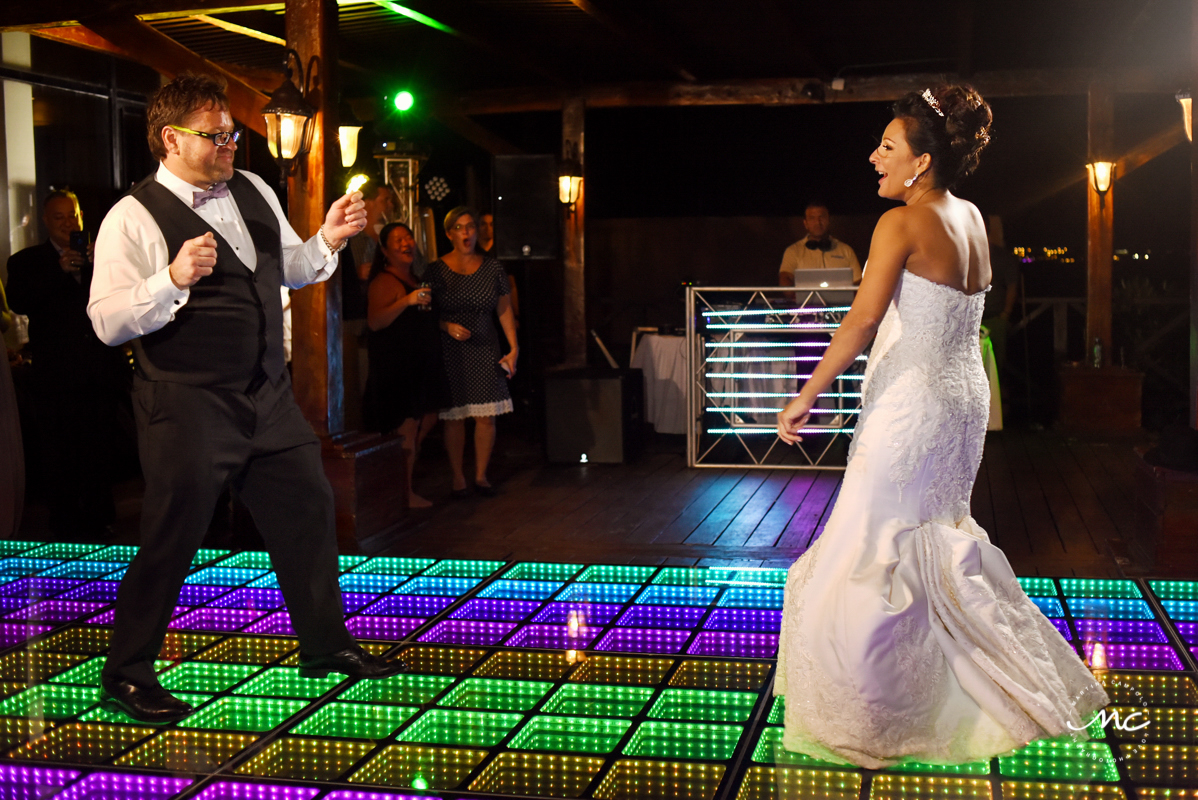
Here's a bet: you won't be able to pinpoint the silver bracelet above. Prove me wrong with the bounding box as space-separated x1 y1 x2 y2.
319 226 346 254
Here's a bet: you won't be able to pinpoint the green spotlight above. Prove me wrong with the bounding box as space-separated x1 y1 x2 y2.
394 91 414 112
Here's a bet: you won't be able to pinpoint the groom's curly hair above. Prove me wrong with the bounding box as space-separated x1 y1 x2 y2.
146 73 230 161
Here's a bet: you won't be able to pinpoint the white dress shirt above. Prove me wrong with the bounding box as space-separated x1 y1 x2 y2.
89 162 338 346
779 236 863 283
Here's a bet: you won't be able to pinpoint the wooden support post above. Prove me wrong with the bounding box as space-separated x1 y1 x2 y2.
285 0 343 435
1086 78 1114 365
563 96 586 367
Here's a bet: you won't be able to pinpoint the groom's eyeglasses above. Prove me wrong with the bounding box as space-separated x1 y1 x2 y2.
169 125 242 147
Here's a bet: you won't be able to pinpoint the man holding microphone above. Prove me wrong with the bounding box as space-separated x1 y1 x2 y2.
89 73 404 724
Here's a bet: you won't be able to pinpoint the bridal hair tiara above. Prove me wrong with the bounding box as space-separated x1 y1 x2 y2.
921 89 944 117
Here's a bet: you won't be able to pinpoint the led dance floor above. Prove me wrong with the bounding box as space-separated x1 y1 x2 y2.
0 540 1194 799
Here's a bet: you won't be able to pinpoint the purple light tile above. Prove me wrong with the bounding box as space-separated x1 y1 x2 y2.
193 781 320 799
596 627 692 654
617 605 706 629
1178 622 1198 645
208 588 286 610
1082 641 1184 670
1074 619 1168 644
418 619 515 645
345 616 425 640
687 631 779 658
361 594 454 617
341 592 377 614
504 624 600 650
0 765 81 799
531 602 623 626
703 608 782 633
242 610 295 636
0 597 34 612
450 599 541 622
0 578 82 599
168 607 266 632
324 793 429 800
6 600 105 623
178 585 232 606
87 609 115 624
59 581 122 604
55 772 193 800
1051 619 1071 639
0 623 50 648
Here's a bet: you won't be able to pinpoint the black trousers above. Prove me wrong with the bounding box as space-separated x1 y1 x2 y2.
103 372 353 686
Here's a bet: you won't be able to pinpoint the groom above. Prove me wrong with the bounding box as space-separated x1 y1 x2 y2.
88 73 405 724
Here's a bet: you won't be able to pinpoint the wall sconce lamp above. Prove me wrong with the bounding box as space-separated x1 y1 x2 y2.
559 141 582 209
1178 91 1192 142
262 48 317 188
338 102 363 169
1086 161 1115 195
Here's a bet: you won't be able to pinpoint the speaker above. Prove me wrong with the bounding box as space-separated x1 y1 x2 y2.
545 369 644 464
493 154 559 259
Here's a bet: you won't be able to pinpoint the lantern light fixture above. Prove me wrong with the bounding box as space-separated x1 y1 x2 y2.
1177 91 1192 142
261 48 317 188
559 140 582 208
338 102 363 169
1086 161 1115 195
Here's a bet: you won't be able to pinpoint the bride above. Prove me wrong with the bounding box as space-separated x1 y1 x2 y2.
774 85 1107 767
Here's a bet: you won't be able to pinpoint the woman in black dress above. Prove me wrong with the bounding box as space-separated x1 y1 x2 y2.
426 207 517 497
363 222 445 508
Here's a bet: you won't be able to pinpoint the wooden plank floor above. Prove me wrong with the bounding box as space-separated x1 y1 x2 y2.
388 428 1144 577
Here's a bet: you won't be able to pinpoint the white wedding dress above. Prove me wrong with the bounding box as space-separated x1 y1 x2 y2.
776 270 1108 768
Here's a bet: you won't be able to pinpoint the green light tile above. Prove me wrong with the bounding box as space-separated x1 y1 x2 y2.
159 632 223 660
870 774 992 800
653 568 708 586
1018 577 1058 596
338 673 454 705
233 666 345 698
1151 581 1198 602
6 721 155 763
624 720 742 760
475 650 576 681
509 715 630 753
502 562 584 581
569 654 673 686
25 542 103 559
194 636 298 665
395 645 486 675
767 695 784 724
160 662 260 694
339 555 368 572
594 759 725 800
0 651 87 681
27 626 111 654
398 708 522 747
353 557 436 575
48 656 106 687
348 744 487 789
291 701 419 739
706 567 787 587
0 715 54 750
578 565 655 584
235 735 374 780
0 540 40 557
0 684 96 719
1106 706 1197 742
735 766 861 800
1061 579 1142 599
999 739 1120 782
217 551 274 570
886 759 990 775
470 751 605 797
751 727 841 766
1002 781 1128 800
1099 673 1198 707
114 728 257 771
669 659 771 691
1136 789 1198 800
542 683 653 717
647 687 758 722
1121 744 1198 785
438 678 553 712
279 642 388 666
81 692 212 724
83 545 140 562
193 548 231 566
179 696 308 732
423 559 506 578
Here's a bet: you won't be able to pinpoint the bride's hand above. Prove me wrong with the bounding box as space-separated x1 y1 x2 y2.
777 397 813 445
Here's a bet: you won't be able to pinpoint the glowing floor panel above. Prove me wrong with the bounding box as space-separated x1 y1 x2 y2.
0 544 1193 798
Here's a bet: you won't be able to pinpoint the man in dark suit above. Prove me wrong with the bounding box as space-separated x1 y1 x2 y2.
89 73 404 724
5 190 129 539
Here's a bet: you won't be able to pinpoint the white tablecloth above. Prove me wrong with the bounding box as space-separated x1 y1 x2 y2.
631 334 688 434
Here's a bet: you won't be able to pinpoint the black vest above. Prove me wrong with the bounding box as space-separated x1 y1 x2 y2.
129 171 285 390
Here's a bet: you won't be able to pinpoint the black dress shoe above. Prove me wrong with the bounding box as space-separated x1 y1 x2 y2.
450 487 471 500
298 645 408 679
474 483 497 497
100 677 192 724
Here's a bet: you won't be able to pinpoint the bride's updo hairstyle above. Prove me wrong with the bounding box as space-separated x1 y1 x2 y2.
892 85 992 189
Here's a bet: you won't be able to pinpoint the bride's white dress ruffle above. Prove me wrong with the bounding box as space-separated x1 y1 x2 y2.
776 270 1108 768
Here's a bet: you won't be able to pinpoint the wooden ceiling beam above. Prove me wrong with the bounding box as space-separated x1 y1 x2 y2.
79 11 270 136
567 0 695 82
430 111 524 156
0 1 281 31
437 68 1188 116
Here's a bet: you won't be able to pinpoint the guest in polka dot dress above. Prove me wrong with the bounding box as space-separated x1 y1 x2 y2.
425 207 517 497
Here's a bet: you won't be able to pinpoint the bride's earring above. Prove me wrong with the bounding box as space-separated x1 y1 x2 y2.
904 172 920 188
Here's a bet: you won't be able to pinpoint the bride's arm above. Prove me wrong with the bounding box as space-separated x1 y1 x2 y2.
777 209 910 444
